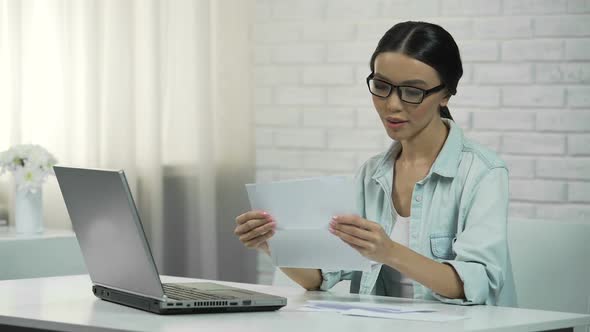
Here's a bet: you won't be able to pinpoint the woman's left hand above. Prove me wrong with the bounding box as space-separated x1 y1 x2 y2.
329 215 395 264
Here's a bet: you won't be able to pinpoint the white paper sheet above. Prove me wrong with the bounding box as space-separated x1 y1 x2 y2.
245 176 372 271
342 309 467 322
299 300 467 322
300 300 437 313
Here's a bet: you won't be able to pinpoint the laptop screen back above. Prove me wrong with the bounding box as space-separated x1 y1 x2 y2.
54 166 164 299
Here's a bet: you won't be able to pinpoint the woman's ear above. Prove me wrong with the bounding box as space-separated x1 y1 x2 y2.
440 94 450 108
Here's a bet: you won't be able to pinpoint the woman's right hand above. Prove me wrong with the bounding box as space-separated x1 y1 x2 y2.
235 211 322 290
234 211 276 255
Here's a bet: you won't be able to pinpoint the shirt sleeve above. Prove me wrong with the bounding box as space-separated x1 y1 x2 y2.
319 270 355 291
433 167 510 305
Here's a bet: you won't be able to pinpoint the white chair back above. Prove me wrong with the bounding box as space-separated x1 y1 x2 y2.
508 218 590 331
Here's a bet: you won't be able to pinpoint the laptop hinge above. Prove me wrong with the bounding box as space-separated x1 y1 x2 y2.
93 282 169 302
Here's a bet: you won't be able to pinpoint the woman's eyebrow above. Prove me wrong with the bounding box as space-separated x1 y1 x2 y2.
373 73 428 86
399 79 428 86
373 73 391 81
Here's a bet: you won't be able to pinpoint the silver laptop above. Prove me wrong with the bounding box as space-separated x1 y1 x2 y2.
54 166 286 314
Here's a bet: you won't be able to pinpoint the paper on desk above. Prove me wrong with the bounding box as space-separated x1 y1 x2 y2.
342 309 467 322
300 300 437 313
246 176 372 271
300 300 467 322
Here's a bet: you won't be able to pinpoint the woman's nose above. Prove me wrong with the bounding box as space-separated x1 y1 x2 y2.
385 88 404 111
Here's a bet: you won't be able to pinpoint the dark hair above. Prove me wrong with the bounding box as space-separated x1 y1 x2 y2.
369 21 463 121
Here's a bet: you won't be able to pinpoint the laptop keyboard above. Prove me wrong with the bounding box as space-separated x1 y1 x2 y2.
163 284 236 301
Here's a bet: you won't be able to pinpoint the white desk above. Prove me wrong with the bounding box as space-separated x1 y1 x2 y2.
0 227 87 280
0 275 588 332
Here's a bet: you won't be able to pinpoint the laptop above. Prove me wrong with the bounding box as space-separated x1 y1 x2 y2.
54 166 287 314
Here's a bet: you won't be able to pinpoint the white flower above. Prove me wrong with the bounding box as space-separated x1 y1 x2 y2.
0 144 58 193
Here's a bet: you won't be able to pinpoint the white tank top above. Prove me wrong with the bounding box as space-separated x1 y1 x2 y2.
389 212 414 298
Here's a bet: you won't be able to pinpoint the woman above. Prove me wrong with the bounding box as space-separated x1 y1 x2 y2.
234 21 516 306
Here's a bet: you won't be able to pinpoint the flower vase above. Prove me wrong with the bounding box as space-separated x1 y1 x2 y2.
15 187 43 234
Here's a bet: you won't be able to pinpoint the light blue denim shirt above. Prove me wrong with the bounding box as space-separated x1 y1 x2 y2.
320 119 517 307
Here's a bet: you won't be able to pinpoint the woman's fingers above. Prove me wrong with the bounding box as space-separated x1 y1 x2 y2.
235 210 270 225
329 227 372 250
239 221 276 242
330 222 374 241
234 218 273 236
332 215 378 231
234 210 277 253
244 229 275 249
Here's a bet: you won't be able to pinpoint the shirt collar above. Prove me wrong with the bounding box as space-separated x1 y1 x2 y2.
371 119 464 180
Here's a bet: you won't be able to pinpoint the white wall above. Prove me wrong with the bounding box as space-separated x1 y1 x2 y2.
251 0 590 284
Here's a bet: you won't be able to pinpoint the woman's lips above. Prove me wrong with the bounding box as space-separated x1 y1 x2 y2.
385 118 408 129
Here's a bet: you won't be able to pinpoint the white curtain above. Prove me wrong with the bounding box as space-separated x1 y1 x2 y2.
0 0 257 282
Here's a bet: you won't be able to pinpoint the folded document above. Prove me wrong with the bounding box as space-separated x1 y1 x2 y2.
246 176 372 271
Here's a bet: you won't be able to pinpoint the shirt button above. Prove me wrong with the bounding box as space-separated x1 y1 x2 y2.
415 195 422 202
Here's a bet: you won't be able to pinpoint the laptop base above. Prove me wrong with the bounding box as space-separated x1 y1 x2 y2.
93 285 284 315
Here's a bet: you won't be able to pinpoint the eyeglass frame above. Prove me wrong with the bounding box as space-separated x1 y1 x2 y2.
366 73 446 104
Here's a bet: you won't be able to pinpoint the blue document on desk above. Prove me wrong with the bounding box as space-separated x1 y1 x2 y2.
246 176 372 271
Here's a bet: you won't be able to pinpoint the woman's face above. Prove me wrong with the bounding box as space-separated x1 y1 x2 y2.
371 52 449 141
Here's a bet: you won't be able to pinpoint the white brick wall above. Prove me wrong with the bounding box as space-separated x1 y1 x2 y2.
504 0 568 15
535 16 590 36
502 133 567 154
441 0 502 16
473 64 533 84
510 179 568 202
302 107 356 127
251 0 590 283
472 109 535 130
502 40 563 61
566 39 590 60
536 111 590 131
502 86 566 107
503 156 536 178
569 181 590 202
535 63 590 83
569 134 590 155
537 158 590 179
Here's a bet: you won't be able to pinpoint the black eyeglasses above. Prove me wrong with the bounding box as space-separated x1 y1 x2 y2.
366 74 446 104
